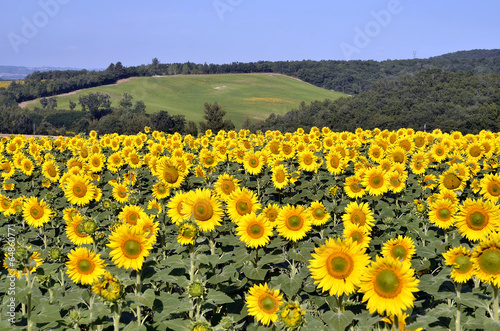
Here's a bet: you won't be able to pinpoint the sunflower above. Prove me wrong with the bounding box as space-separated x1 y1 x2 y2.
479 173 500 202
420 174 438 190
381 236 416 265
428 199 457 229
442 246 474 283
308 238 370 296
92 271 123 302
466 142 484 159
368 144 385 162
155 157 186 188
41 160 60 182
0 161 15 179
325 151 346 175
107 152 123 172
0 195 10 214
119 205 148 226
182 188 223 232
168 191 192 224
63 174 96 206
246 283 283 326
177 220 199 245
430 142 449 162
147 199 162 218
6 196 24 216
135 217 159 245
6 250 44 279
438 168 466 192
308 201 330 226
112 183 129 203
341 201 375 231
214 173 240 201
409 151 428 175
87 153 106 173
151 181 170 200
243 151 265 175
297 150 320 173
471 232 500 287
455 198 500 241
388 146 408 165
236 212 273 248
126 150 142 169
227 187 261 223
276 205 312 242
199 148 219 168
271 164 290 190
359 256 420 316
343 222 371 250
262 203 281 227
66 215 93 245
343 175 366 199
387 170 406 193
23 196 53 228
107 224 153 270
20 158 35 176
66 247 106 285
362 166 390 196
278 301 305 330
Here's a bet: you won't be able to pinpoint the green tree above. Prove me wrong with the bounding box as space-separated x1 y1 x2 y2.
199 102 235 133
69 100 76 111
79 92 112 120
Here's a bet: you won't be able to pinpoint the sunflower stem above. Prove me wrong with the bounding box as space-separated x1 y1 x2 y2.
136 270 143 325
112 303 121 331
393 314 400 331
336 294 344 314
456 282 462 331
493 284 499 322
26 268 33 331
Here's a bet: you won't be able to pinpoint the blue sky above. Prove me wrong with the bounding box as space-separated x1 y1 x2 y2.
0 0 499 68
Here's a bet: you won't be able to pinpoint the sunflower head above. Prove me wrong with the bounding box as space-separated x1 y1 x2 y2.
443 246 474 283
188 280 207 299
246 283 283 326
278 301 305 330
177 220 200 245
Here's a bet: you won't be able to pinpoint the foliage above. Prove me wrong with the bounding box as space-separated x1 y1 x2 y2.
252 70 500 134
199 102 235 133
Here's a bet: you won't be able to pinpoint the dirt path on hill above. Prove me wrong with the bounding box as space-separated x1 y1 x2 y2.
18 78 133 108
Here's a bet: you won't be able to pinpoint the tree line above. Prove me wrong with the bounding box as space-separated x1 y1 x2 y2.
1 49 500 106
248 69 500 134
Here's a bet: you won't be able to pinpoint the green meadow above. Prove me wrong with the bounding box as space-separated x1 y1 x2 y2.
24 73 345 128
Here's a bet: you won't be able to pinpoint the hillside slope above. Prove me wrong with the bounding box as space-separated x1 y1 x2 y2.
23 73 346 128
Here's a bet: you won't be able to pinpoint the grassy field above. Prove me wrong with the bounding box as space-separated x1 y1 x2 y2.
23 73 346 128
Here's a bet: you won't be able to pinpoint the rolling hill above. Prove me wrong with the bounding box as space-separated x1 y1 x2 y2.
22 73 346 128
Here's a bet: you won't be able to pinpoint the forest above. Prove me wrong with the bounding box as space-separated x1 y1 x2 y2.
0 49 499 135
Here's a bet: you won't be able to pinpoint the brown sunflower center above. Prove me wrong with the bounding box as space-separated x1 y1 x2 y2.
77 259 93 274
75 223 87 237
157 184 167 194
369 175 383 188
30 205 43 219
275 170 286 183
249 157 258 167
443 173 461 190
467 211 488 230
73 182 87 198
221 181 234 195
350 183 362 193
193 200 213 222
437 207 451 220
117 187 127 198
351 211 366 226
392 152 404 163
374 269 402 298
327 253 354 279
286 215 303 230
236 200 250 215
454 255 473 274
391 245 408 260
163 166 179 184
259 295 278 313
478 248 500 275
123 240 142 258
488 182 500 196
127 212 139 224
469 146 482 158
248 223 264 239
351 232 363 243
46 165 57 177
313 208 325 219
329 157 340 168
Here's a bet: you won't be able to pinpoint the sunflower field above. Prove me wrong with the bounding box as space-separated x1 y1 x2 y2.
1 127 500 331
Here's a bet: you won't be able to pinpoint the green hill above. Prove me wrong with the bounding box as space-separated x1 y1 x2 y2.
24 73 345 128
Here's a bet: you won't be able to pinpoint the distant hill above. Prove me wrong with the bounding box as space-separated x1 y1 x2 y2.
22 73 346 128
0 65 92 80
430 49 500 60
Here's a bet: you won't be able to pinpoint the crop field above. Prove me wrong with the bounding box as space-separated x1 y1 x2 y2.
1 127 500 330
22 74 345 128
